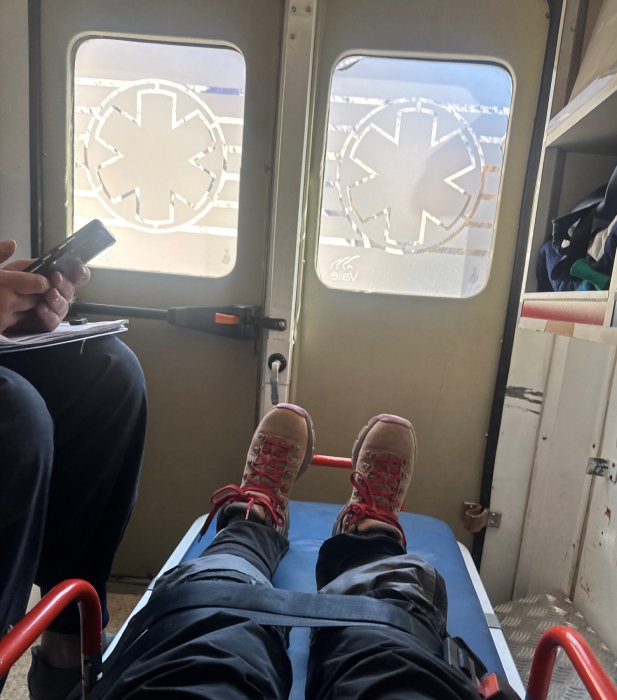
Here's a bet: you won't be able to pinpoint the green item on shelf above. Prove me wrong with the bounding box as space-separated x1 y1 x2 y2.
570 258 610 291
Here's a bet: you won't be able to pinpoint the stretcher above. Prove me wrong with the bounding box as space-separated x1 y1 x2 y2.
133 500 518 697
2 496 617 699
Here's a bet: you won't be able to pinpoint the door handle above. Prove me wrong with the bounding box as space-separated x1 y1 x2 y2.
168 305 286 340
267 353 288 405
72 303 287 341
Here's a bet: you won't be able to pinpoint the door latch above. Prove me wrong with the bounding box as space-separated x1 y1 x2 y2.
462 502 502 533
71 302 286 340
268 353 288 405
167 305 287 340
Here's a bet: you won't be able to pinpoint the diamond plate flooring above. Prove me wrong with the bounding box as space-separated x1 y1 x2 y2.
495 591 617 699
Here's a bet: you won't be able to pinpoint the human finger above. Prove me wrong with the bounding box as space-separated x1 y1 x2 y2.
49 271 76 303
4 257 36 272
0 289 40 315
43 287 70 320
62 258 91 287
74 264 90 288
35 300 62 331
0 269 50 295
0 287 40 333
0 240 17 265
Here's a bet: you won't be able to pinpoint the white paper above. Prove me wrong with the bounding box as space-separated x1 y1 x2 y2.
0 319 128 352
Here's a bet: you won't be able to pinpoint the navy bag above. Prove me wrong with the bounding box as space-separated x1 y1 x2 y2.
536 167 617 292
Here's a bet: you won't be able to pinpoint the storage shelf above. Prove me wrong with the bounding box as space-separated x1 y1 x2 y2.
546 74 617 152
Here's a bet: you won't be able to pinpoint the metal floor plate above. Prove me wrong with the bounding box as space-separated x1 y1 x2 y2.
495 591 617 699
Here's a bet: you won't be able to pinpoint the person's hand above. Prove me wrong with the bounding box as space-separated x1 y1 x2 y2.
0 240 91 333
0 240 50 333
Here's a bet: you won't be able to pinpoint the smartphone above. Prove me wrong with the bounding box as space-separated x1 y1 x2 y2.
24 219 116 278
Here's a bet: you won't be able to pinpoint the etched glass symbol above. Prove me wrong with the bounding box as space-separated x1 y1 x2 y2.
73 39 245 277
85 79 225 231
318 56 512 297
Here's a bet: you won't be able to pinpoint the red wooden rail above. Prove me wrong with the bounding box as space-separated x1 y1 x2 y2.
527 626 617 700
0 579 102 697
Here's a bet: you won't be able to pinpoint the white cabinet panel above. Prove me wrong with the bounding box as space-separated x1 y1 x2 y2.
514 336 615 598
575 359 617 654
481 328 554 604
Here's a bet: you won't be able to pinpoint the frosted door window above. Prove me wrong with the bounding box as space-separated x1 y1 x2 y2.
73 38 245 277
317 56 512 297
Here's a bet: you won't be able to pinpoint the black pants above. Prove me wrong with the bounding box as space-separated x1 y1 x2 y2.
91 520 480 699
0 336 146 640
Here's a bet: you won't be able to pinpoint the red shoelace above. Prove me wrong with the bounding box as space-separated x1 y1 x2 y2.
199 436 291 537
343 453 406 547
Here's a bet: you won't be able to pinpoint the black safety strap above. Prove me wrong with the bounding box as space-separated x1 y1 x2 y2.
96 580 502 698
133 580 442 653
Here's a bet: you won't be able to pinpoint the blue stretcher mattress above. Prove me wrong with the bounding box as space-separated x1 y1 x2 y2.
183 500 503 698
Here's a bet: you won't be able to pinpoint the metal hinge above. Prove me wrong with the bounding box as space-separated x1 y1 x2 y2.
462 502 502 533
586 457 617 483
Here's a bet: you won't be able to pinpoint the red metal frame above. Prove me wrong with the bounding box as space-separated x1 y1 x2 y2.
2 583 615 700
311 454 353 469
0 579 102 697
311 454 410 507
527 626 617 700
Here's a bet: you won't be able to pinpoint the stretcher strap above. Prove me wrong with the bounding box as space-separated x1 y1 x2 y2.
93 581 493 698
134 581 443 653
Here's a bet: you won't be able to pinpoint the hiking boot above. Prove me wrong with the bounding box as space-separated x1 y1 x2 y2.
200 403 314 538
332 414 416 547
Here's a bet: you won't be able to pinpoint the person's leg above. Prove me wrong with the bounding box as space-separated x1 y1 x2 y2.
0 337 146 698
0 367 53 692
89 402 314 699
307 414 480 700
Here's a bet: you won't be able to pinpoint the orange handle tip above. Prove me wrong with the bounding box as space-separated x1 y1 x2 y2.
215 313 241 325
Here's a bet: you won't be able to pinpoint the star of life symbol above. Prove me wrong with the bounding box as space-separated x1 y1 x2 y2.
83 79 226 232
336 98 484 254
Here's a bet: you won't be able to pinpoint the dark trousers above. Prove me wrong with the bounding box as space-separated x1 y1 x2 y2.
0 336 146 641
91 520 480 699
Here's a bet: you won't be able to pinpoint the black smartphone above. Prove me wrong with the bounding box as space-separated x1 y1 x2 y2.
24 219 116 278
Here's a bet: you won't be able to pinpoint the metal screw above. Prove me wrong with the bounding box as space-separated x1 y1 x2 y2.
290 33 296 39
306 5 312 11
291 5 296 11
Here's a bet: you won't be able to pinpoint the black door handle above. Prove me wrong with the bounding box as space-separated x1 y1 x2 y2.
72 302 287 341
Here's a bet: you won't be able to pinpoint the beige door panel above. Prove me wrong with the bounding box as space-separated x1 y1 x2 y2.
38 0 283 575
293 0 549 544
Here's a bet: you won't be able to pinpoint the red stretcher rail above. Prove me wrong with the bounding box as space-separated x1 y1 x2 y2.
311 454 353 469
526 626 617 700
312 454 407 507
0 579 102 697
2 590 616 700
